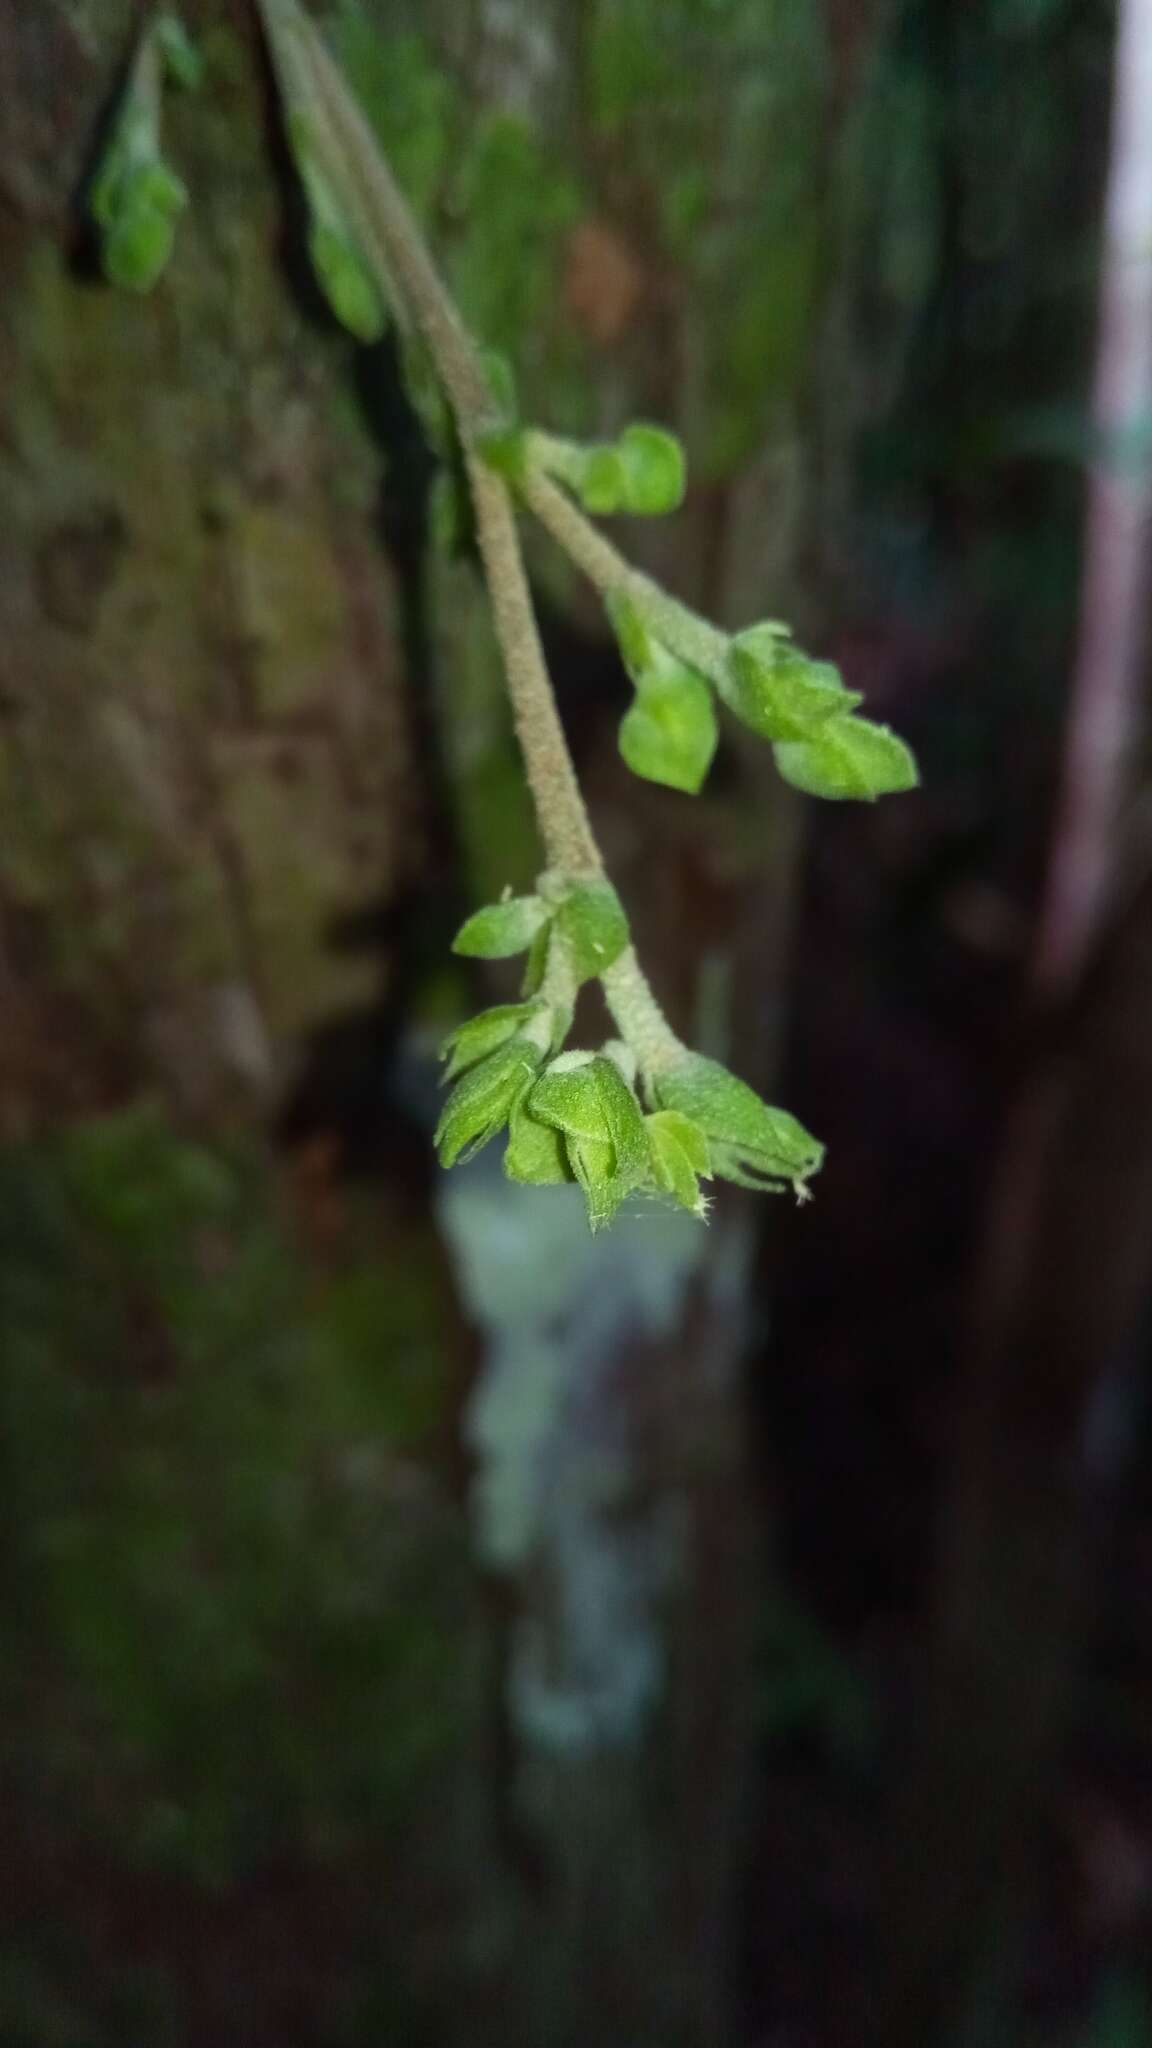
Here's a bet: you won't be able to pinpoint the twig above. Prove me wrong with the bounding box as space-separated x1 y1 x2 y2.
254 0 684 1073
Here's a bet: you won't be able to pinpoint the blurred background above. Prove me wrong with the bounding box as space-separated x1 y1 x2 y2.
3 0 1152 2042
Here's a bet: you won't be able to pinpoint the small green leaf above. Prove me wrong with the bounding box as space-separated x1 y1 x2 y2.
528 1056 647 1171
440 1002 549 1082
154 13 203 89
607 592 717 793
569 1136 630 1231
654 1054 823 1193
554 880 629 981
571 427 686 518
503 1104 573 1185
435 1037 543 1168
527 1050 604 1140
102 199 178 293
774 716 919 801
308 223 388 343
131 159 189 218
452 895 552 960
580 446 628 515
521 921 553 996
727 631 860 742
90 145 187 293
646 1110 711 1216
619 668 718 793
528 1051 650 1231
616 424 686 514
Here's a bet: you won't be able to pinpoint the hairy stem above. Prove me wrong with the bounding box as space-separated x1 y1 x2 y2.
518 468 732 691
260 0 596 876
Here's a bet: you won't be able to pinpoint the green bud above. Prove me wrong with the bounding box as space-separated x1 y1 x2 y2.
619 668 717 794
308 223 388 343
452 894 552 960
528 1051 650 1232
440 1002 554 1082
654 1054 823 1194
503 1103 573 1185
615 424 686 515
646 1110 711 1217
727 629 860 743
573 426 687 518
774 716 919 802
435 1037 544 1168
132 159 189 218
552 879 629 982
569 1136 628 1232
580 446 628 515
102 198 177 293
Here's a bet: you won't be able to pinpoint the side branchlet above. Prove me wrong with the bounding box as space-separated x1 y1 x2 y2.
97 0 921 1232
88 11 201 292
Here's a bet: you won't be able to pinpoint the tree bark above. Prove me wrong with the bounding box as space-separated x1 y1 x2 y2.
0 0 416 1133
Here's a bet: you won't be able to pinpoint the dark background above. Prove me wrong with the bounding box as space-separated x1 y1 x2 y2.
2 2 1150 2043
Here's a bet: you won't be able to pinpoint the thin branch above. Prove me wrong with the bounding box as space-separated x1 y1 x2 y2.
519 468 733 690
259 0 599 879
255 0 685 1074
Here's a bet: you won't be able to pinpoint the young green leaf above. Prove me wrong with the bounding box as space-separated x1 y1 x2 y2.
654 1054 823 1193
727 630 860 742
89 137 187 293
528 1051 650 1231
452 895 552 959
131 159 189 217
531 425 686 519
580 446 629 515
88 14 194 295
607 592 718 793
773 716 919 801
616 424 686 515
307 222 388 343
440 1002 552 1082
503 1103 573 1185
102 191 182 293
619 668 718 794
435 1037 544 1167
646 1110 711 1217
553 880 629 981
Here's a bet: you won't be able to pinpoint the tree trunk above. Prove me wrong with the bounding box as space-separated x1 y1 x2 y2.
0 0 416 1132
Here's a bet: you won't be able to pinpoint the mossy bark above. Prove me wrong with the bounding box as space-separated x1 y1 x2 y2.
0 0 417 1133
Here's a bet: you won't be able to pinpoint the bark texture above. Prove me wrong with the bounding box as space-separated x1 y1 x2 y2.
0 0 415 1133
